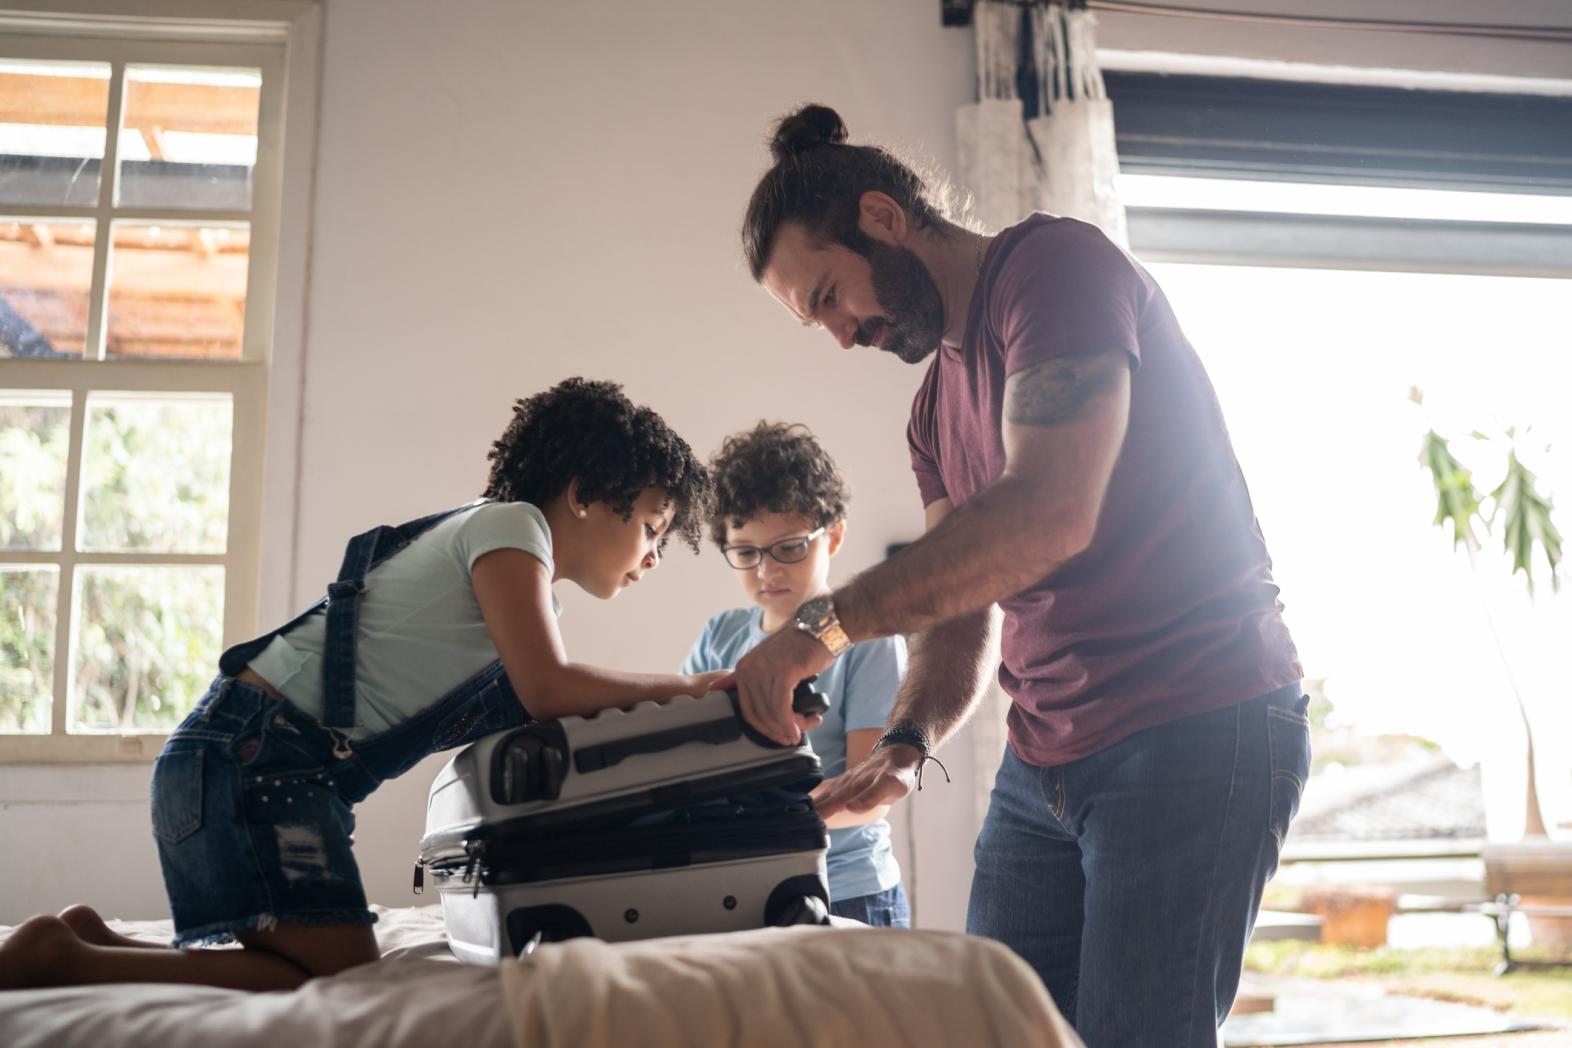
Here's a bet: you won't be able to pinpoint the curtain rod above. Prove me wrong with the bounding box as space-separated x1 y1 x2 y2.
942 2 1572 43
1083 1 1572 43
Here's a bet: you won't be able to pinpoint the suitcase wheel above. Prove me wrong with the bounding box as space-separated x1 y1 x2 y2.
771 894 831 927
506 904 592 954
764 875 833 928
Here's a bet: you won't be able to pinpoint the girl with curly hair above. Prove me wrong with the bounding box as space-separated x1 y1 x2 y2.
2 378 724 992
683 421 908 926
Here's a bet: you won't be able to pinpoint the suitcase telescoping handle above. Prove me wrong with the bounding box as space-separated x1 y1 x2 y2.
790 676 829 717
575 677 831 774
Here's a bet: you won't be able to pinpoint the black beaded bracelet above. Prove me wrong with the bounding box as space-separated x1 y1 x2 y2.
874 723 951 791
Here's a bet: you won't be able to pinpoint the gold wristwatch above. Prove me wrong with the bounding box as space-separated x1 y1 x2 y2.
793 595 851 657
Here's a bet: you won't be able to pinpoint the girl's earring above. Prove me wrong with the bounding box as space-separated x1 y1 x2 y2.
576 509 587 519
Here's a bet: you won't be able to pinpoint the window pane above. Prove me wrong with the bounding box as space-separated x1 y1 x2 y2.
117 66 259 211
79 394 231 553
1147 263 1571 767
0 390 71 550
106 223 249 360
0 566 57 733
0 59 110 207
72 564 222 732
0 220 95 358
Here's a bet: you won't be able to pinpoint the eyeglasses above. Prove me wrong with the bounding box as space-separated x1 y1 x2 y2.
722 527 825 570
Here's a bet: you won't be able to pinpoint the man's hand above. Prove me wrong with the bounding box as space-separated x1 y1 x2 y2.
734 626 831 746
811 744 920 819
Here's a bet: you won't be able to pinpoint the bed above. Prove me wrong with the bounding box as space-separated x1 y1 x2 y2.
0 905 1082 1048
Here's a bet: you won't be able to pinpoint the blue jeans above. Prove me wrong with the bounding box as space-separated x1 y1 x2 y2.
966 684 1310 1048
830 883 910 927
152 677 377 946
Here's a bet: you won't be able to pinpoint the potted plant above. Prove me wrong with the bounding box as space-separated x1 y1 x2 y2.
1413 389 1570 952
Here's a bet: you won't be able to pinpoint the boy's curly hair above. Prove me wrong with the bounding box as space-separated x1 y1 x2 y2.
708 422 849 549
484 378 713 552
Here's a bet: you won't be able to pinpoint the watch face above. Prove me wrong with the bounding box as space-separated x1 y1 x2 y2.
797 596 833 630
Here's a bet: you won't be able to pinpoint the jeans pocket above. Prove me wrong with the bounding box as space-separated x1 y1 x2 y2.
1265 694 1312 853
235 707 321 771
151 747 205 845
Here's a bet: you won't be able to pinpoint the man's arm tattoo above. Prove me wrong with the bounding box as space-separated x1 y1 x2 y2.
1004 352 1129 427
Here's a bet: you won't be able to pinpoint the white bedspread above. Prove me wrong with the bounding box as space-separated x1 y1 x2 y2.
0 905 511 1048
2 908 1081 1048
502 925 1084 1048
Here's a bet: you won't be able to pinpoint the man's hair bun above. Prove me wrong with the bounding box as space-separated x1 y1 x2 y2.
769 103 849 162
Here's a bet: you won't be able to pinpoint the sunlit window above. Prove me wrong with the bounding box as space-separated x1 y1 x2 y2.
1124 174 1571 835
0 40 283 761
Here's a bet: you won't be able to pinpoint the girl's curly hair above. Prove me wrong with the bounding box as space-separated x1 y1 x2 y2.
708 421 849 549
484 378 713 552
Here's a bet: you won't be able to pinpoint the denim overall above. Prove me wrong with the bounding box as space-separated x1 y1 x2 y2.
150 504 530 946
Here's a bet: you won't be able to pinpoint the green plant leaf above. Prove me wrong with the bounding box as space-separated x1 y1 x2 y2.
1488 449 1563 596
1418 430 1481 552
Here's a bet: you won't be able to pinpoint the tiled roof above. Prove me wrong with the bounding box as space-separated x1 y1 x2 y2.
1289 757 1486 842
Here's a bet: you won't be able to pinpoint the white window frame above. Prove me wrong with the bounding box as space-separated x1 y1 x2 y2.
1127 206 1572 280
0 9 312 763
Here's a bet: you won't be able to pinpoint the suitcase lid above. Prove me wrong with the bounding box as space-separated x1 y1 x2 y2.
421 689 823 857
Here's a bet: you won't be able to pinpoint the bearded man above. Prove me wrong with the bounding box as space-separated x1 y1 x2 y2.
730 103 1310 1048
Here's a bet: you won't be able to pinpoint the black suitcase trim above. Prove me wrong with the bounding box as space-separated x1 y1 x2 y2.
420 752 823 860
428 808 829 888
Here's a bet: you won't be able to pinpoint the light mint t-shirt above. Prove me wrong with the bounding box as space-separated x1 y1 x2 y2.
248 501 558 739
682 606 906 902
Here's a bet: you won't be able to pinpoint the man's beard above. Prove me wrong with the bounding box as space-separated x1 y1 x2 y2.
854 240 947 365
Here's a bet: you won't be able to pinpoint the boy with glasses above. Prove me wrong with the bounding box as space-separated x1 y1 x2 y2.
682 422 909 926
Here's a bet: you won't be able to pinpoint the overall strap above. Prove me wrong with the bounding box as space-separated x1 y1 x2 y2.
318 501 484 729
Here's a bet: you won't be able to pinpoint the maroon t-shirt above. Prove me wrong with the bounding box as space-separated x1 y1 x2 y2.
908 214 1301 767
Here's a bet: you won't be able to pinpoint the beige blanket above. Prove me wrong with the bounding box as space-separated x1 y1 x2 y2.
501 925 1083 1048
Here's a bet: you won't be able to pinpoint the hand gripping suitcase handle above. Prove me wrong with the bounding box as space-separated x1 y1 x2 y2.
728 677 829 749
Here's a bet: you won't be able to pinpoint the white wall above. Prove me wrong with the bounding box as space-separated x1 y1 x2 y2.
5 0 1570 929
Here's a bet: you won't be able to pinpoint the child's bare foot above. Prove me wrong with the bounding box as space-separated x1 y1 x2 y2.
56 904 159 949
0 915 84 989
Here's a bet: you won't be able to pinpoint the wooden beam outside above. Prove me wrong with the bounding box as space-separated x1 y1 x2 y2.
140 124 168 161
0 71 108 127
123 78 260 137
0 238 247 296
0 72 258 136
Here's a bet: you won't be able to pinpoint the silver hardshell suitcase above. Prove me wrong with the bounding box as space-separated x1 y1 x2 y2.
417 683 832 964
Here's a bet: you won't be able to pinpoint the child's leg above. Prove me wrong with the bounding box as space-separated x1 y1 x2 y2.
57 904 161 949
0 914 379 991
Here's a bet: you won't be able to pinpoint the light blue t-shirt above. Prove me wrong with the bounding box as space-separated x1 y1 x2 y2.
682 606 906 902
248 501 558 738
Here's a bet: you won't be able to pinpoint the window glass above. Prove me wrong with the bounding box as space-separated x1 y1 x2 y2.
0 60 110 208
0 390 71 550
72 564 224 732
0 566 58 732
79 393 233 553
117 66 260 210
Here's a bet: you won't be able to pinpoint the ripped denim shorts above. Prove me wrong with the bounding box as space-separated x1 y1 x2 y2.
150 675 378 946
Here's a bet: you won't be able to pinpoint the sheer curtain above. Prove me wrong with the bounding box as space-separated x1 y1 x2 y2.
953 0 1128 802
956 0 1128 245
